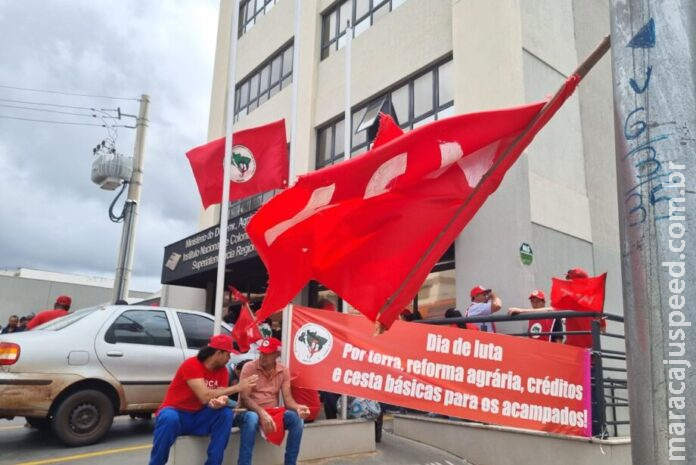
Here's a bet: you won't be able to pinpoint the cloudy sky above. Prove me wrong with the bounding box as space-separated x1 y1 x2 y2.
0 0 219 292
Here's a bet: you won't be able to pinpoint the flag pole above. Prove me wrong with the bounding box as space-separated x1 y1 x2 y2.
375 35 611 330
213 0 241 335
340 18 353 421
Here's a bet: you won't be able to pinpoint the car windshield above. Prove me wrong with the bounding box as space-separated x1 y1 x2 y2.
33 305 102 331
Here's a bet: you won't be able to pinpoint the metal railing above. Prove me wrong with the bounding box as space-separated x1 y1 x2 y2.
419 311 629 438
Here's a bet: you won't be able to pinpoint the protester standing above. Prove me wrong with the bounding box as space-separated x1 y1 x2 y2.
27 295 72 329
465 286 502 332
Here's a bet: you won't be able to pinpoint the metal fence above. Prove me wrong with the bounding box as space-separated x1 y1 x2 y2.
419 310 629 438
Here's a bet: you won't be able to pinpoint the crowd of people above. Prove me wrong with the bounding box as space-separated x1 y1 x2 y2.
0 294 73 334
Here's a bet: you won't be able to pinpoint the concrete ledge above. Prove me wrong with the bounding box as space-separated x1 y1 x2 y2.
171 419 376 465
392 414 631 465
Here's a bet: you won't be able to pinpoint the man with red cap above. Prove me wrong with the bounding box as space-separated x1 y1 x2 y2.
236 337 310 465
27 295 72 330
508 290 564 343
149 334 258 465
465 286 502 332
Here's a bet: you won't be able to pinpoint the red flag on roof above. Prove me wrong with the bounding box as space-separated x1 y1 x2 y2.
247 75 581 330
551 273 607 348
186 120 288 209
230 304 262 352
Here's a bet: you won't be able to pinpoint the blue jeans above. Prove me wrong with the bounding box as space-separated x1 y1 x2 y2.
235 410 304 465
149 406 234 465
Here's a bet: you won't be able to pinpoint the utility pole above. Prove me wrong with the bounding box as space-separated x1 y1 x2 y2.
112 94 150 303
610 2 694 464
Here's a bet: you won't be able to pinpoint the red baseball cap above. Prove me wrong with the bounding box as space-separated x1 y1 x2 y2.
258 337 282 354
208 334 235 352
470 285 491 299
528 289 546 300
566 268 589 279
55 295 72 306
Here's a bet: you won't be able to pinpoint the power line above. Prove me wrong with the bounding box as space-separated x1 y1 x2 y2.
0 84 138 101
0 97 116 112
0 114 130 127
0 103 118 118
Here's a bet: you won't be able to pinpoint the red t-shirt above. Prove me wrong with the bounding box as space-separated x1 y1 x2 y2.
159 357 229 412
27 309 69 329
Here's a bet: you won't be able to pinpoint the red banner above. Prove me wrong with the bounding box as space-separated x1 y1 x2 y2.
289 305 592 437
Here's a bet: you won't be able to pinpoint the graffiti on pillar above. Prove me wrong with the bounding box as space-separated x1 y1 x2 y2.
620 17 674 227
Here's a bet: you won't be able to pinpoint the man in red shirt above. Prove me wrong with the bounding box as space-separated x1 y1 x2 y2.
27 295 72 329
149 334 258 465
236 337 310 465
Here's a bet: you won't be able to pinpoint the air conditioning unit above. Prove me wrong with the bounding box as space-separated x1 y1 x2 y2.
91 151 133 190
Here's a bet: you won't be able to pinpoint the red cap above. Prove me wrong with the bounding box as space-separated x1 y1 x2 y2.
55 295 72 307
528 289 546 300
208 334 235 352
470 285 491 299
566 268 589 279
258 337 282 354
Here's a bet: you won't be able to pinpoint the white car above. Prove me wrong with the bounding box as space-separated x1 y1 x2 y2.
0 305 232 446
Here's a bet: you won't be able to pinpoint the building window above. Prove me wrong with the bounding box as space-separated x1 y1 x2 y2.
320 0 408 60
234 43 293 121
316 56 453 169
238 0 280 37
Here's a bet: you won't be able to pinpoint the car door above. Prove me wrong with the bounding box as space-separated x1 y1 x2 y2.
95 308 186 409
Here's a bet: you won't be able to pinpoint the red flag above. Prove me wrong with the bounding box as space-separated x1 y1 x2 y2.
247 76 580 329
186 120 288 209
228 285 249 304
230 304 262 352
260 407 286 445
551 273 607 348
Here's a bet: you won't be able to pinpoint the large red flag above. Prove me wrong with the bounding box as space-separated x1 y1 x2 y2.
247 75 580 329
550 273 607 348
186 119 288 209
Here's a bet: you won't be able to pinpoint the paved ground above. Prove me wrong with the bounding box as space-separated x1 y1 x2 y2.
0 416 470 465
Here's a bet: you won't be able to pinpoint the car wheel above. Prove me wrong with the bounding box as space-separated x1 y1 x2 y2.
51 390 114 446
25 417 51 431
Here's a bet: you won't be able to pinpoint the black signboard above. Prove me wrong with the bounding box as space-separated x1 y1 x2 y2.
161 211 257 286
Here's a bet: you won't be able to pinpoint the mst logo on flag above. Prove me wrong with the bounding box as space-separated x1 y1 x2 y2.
186 119 288 208
293 323 333 365
231 145 256 183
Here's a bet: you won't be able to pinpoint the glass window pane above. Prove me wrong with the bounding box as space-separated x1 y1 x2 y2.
259 65 270 93
258 92 268 106
354 18 369 37
392 0 407 9
413 71 434 118
249 74 260 100
256 0 264 12
390 84 409 125
329 11 337 41
413 114 436 128
107 310 173 347
339 1 350 33
283 46 293 76
269 84 280 98
337 33 347 50
270 56 281 85
437 105 455 120
239 81 249 108
352 108 367 147
281 75 292 89
355 0 369 20
373 2 390 23
265 0 275 13
334 118 345 156
438 60 454 106
177 312 220 349
321 14 332 48
317 127 332 164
